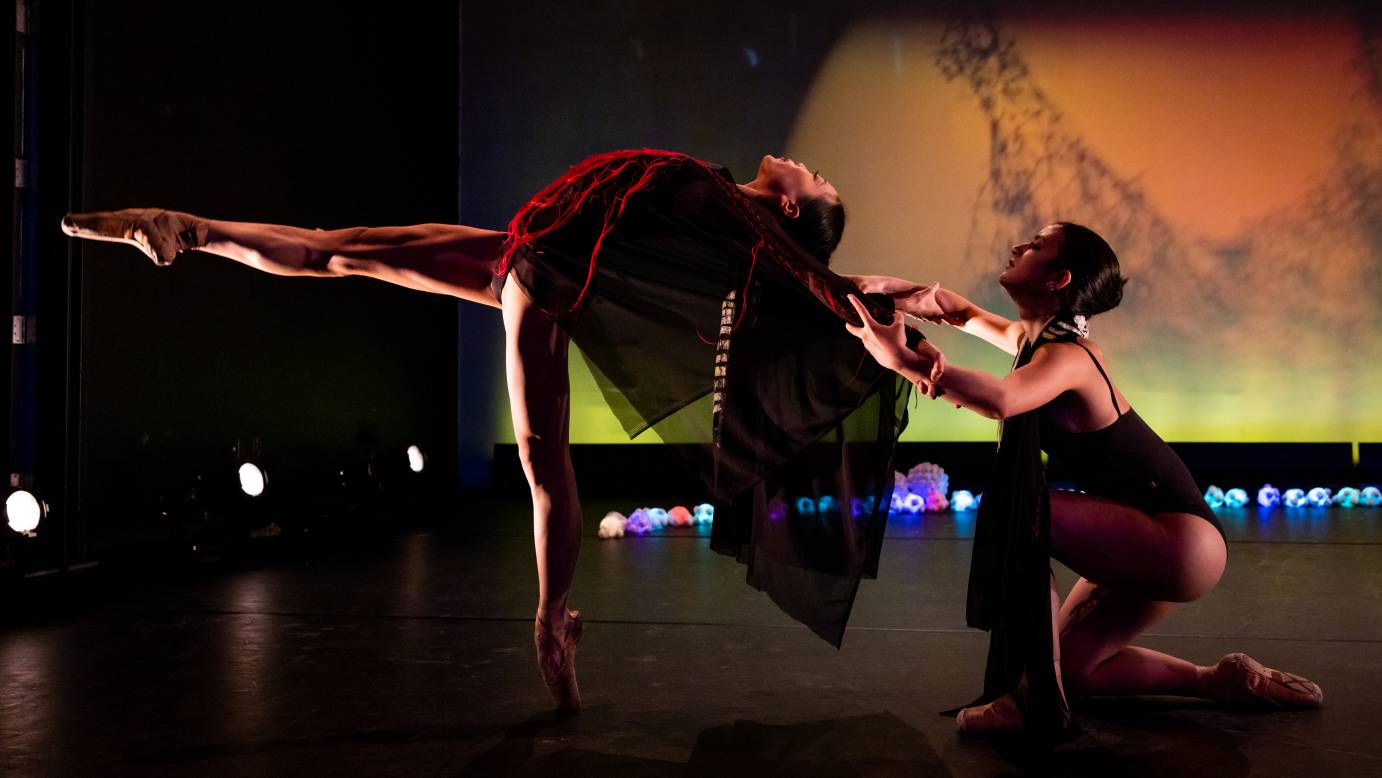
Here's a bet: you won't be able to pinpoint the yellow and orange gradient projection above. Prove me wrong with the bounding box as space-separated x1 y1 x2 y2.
556 11 1382 444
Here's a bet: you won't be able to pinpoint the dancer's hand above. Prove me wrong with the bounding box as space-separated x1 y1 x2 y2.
845 274 926 297
911 340 947 399
845 275 962 325
898 283 965 325
845 295 946 389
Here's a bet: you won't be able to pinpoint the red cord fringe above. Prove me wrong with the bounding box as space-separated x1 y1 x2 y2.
497 148 843 328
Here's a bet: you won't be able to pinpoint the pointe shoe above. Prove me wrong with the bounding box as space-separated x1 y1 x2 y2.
1201 652 1323 709
534 609 584 714
61 208 205 267
956 693 1025 735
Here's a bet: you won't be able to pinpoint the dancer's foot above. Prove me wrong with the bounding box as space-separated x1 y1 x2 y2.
61 208 206 267
955 692 1024 735
534 608 583 714
1198 652 1323 709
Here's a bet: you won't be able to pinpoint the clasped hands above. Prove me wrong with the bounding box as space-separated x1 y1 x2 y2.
844 293 946 399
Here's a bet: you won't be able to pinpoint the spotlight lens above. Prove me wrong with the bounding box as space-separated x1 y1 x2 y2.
6 490 42 533
406 445 425 473
238 463 266 497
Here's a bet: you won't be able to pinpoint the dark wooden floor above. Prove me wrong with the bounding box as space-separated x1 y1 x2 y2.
3 498 1379 776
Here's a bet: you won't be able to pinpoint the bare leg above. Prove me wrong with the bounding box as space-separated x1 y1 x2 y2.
960 494 1228 733
1057 579 1197 696
63 208 507 307
1050 493 1318 705
501 276 584 711
1048 492 1227 698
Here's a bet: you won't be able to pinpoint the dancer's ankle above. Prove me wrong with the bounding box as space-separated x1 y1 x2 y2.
1191 663 1214 698
536 602 570 627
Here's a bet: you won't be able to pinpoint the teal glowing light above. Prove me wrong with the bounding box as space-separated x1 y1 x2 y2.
1362 487 1382 507
1333 487 1361 508
1223 488 1249 508
1204 485 1225 509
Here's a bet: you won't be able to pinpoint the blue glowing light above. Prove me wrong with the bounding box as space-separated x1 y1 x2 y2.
902 493 925 513
647 507 669 528
1203 485 1225 509
1257 484 1281 508
817 495 838 514
951 490 977 511
1283 488 1307 508
1307 487 1332 508
795 496 817 516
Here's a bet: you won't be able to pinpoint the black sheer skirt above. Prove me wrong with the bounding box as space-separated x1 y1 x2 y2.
506 154 913 647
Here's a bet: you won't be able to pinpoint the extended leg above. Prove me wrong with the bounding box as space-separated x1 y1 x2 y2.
501 276 584 712
63 208 507 307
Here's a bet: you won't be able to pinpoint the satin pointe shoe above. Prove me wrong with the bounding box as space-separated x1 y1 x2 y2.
61 208 206 267
1200 652 1323 709
534 609 584 714
955 692 1025 735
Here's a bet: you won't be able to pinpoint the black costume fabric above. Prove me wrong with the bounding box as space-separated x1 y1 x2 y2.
1040 342 1224 538
947 321 1079 744
503 150 915 647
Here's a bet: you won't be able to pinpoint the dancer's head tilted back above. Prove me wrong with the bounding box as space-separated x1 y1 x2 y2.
739 154 846 264
1000 222 1127 319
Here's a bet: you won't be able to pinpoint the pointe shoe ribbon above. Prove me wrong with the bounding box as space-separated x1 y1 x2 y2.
61 208 204 267
535 609 583 714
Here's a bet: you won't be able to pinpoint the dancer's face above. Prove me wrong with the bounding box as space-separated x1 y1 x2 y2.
751 154 839 217
1001 224 1069 296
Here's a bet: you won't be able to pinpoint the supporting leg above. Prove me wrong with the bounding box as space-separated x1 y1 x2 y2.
501 276 584 712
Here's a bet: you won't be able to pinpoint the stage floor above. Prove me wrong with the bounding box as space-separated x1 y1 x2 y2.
3 498 1380 776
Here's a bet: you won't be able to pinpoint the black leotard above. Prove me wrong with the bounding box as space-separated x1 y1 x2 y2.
1036 339 1224 540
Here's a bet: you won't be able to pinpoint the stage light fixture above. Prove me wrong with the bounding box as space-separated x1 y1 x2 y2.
5 489 46 534
406 445 426 473
238 463 267 497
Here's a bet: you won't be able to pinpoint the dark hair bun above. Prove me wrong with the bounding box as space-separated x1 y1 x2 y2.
1055 222 1127 318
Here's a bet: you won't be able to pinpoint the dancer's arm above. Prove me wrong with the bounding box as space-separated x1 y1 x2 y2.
920 288 1023 356
912 348 1072 419
845 295 1071 419
846 274 1021 355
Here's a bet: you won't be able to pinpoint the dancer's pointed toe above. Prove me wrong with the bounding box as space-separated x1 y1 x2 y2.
60 208 204 267
1202 652 1323 709
535 609 584 714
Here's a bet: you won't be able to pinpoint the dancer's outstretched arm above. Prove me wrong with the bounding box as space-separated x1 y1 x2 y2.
847 274 1021 355
63 209 508 308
